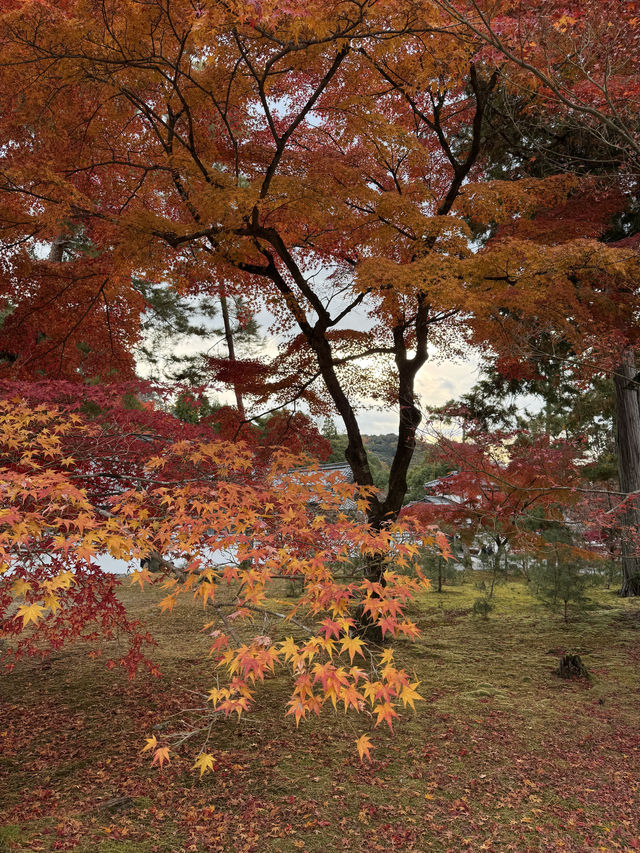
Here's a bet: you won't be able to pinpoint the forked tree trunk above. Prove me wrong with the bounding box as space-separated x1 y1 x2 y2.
613 349 640 596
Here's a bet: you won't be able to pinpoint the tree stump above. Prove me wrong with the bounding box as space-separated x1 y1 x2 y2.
557 654 589 680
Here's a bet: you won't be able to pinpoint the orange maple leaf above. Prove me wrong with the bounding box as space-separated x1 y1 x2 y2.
373 701 399 731
151 747 170 768
355 733 373 762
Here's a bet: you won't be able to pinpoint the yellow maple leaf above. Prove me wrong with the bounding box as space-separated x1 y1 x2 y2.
43 593 60 616
340 634 365 663
145 456 164 470
278 636 298 662
11 578 31 597
400 681 423 711
158 594 177 613
355 733 373 762
43 571 74 592
104 535 127 559
379 648 394 665
193 752 216 777
15 602 46 627
141 735 157 753
196 581 215 607
553 14 578 31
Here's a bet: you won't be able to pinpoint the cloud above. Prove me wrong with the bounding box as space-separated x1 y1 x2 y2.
357 353 479 434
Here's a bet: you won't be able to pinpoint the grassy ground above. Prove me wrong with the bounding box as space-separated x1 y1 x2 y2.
1 575 639 852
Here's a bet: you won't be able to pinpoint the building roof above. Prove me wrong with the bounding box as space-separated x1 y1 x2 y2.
278 462 357 511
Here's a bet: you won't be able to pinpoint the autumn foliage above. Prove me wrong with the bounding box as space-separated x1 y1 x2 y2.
0 383 436 765
1 0 640 772
403 425 588 562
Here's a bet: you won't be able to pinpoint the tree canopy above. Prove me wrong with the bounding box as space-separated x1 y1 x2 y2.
1 0 640 767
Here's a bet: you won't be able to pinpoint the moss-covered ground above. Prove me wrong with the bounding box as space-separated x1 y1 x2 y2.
1 576 639 851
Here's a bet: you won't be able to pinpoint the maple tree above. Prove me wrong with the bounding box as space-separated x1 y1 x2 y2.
1 0 640 774
1 381 437 767
438 355 635 580
432 0 640 170
2 0 636 527
430 0 640 593
403 422 591 589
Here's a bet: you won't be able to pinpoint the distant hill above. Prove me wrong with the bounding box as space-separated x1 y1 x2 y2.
362 434 429 468
327 432 444 502
325 433 388 491
326 433 432 496
361 433 395 467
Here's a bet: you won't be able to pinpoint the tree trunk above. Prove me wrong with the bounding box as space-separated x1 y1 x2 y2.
460 540 472 571
219 290 246 420
48 235 67 262
613 349 640 596
489 543 502 598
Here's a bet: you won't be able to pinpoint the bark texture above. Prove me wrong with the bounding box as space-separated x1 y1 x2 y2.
557 654 589 680
613 349 640 596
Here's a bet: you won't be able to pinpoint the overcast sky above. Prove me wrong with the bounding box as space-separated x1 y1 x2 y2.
142 293 482 435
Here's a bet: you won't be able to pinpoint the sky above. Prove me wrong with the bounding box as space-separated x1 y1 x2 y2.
338 353 479 435
151 309 481 435
142 292 483 435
